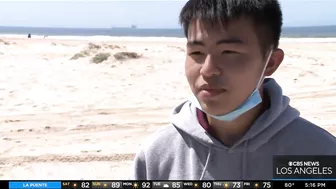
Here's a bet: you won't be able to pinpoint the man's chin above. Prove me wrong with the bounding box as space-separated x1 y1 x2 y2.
200 102 232 116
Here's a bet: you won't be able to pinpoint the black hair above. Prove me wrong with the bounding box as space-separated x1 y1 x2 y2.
179 0 283 56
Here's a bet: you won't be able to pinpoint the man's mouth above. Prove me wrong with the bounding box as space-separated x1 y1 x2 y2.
198 88 226 99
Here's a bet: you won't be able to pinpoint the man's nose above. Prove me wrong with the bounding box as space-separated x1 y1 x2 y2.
200 55 221 77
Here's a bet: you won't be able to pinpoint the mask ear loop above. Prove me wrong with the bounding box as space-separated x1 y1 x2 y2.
256 49 273 89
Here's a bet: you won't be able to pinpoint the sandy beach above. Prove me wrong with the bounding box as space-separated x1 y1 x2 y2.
0 36 335 180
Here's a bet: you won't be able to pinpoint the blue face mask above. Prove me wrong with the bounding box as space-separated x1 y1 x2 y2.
190 50 273 122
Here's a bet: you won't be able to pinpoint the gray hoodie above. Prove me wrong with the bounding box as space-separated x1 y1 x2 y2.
130 78 336 180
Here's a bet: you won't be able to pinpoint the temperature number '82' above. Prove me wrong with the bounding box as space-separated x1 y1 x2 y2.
81 182 90 188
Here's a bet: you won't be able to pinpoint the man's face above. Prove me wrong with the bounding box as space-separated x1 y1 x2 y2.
185 18 276 116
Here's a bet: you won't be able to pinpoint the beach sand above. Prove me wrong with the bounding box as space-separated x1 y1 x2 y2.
0 36 335 179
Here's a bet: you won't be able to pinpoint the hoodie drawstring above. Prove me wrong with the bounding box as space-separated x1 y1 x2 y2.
242 140 249 179
200 141 249 180
199 147 212 180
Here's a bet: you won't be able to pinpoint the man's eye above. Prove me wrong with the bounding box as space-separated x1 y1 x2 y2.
189 51 203 55
222 50 238 54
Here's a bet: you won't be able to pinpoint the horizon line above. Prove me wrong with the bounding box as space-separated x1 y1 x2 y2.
1 25 336 30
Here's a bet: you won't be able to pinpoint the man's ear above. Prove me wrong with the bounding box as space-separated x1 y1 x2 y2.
264 48 284 76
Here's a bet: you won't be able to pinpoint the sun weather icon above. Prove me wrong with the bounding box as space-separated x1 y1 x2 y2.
133 182 139 189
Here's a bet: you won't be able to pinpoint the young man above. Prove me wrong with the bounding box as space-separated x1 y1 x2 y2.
130 0 336 180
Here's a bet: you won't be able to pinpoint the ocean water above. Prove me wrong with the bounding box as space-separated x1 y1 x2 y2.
1 25 336 38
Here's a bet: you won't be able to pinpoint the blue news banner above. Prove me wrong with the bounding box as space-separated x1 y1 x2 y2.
3 156 336 189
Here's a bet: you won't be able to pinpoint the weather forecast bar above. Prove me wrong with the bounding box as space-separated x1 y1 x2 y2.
2 180 336 189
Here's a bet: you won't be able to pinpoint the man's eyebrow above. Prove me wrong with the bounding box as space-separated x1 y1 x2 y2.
187 40 204 46
186 37 245 47
216 37 244 45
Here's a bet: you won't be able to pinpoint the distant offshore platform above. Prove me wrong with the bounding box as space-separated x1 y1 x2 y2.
111 25 138 29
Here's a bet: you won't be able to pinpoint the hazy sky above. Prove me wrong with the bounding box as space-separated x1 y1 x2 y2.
0 0 335 28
